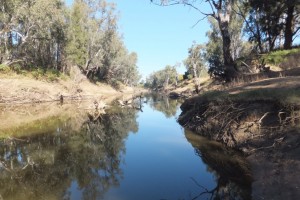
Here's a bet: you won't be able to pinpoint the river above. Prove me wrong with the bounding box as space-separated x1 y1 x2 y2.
0 94 251 200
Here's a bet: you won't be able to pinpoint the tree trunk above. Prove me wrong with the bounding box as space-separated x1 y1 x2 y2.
255 12 264 53
218 18 237 80
215 1 238 81
284 4 294 49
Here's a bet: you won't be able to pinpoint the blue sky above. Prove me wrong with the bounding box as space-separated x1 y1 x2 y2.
65 0 211 78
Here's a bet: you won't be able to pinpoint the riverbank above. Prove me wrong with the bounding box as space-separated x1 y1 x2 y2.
177 76 300 199
0 71 145 104
0 72 145 138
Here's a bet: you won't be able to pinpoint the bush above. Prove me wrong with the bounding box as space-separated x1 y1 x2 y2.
177 74 184 82
0 64 11 73
111 80 124 90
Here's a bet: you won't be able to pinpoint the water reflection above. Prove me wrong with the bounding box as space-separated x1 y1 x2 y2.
0 107 138 200
0 97 252 200
185 130 252 200
145 93 183 118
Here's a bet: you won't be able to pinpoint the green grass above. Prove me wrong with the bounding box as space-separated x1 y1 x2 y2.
0 64 68 82
197 87 300 105
262 48 300 66
230 87 300 104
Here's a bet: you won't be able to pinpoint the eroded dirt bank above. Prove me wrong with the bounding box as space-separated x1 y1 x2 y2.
178 98 300 199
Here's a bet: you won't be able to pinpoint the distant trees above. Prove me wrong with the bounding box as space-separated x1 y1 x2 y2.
184 42 205 92
0 0 140 86
145 65 177 89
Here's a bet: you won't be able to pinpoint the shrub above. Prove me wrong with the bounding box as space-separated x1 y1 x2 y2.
0 64 12 73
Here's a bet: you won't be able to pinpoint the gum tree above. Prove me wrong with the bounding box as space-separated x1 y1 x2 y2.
151 0 239 81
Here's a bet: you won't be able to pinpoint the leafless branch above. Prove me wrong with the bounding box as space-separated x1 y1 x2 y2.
191 15 209 28
151 0 213 18
190 177 217 200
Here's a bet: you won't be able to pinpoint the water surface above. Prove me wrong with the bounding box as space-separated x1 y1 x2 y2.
0 95 251 200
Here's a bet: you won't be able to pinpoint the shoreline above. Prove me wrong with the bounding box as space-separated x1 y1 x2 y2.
176 79 300 199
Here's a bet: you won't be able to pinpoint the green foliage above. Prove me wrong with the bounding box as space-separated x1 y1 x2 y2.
0 64 11 73
29 68 61 82
184 42 205 78
0 0 66 69
65 0 89 67
177 74 184 81
145 65 178 89
245 0 300 51
0 0 139 87
205 8 253 77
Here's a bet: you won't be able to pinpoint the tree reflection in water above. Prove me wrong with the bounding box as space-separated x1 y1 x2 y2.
0 97 254 200
145 93 183 118
185 129 252 200
0 107 138 200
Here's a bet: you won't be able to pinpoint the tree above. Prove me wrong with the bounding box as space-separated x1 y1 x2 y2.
0 0 66 69
145 65 177 89
66 0 89 67
283 0 299 49
204 13 252 79
205 17 224 78
184 42 205 93
243 0 300 51
0 0 139 87
151 0 239 80
65 0 140 85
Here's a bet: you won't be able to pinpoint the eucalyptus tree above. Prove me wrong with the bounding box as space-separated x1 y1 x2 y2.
0 0 66 69
145 65 177 89
66 0 140 84
204 8 252 76
184 42 205 92
205 17 224 77
151 0 240 80
118 52 141 86
66 0 118 79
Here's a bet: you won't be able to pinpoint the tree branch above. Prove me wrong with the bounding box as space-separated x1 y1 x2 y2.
151 0 213 17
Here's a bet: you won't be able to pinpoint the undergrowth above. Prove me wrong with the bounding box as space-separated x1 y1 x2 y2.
0 64 67 82
262 48 300 69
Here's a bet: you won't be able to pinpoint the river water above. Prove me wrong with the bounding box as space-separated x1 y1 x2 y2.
0 95 251 200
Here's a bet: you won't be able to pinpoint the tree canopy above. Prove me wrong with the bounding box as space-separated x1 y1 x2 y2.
0 0 141 87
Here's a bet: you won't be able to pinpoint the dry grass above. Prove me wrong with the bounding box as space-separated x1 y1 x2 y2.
171 76 212 94
0 68 144 104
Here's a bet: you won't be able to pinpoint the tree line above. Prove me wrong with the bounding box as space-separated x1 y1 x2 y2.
148 0 300 85
0 0 141 86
